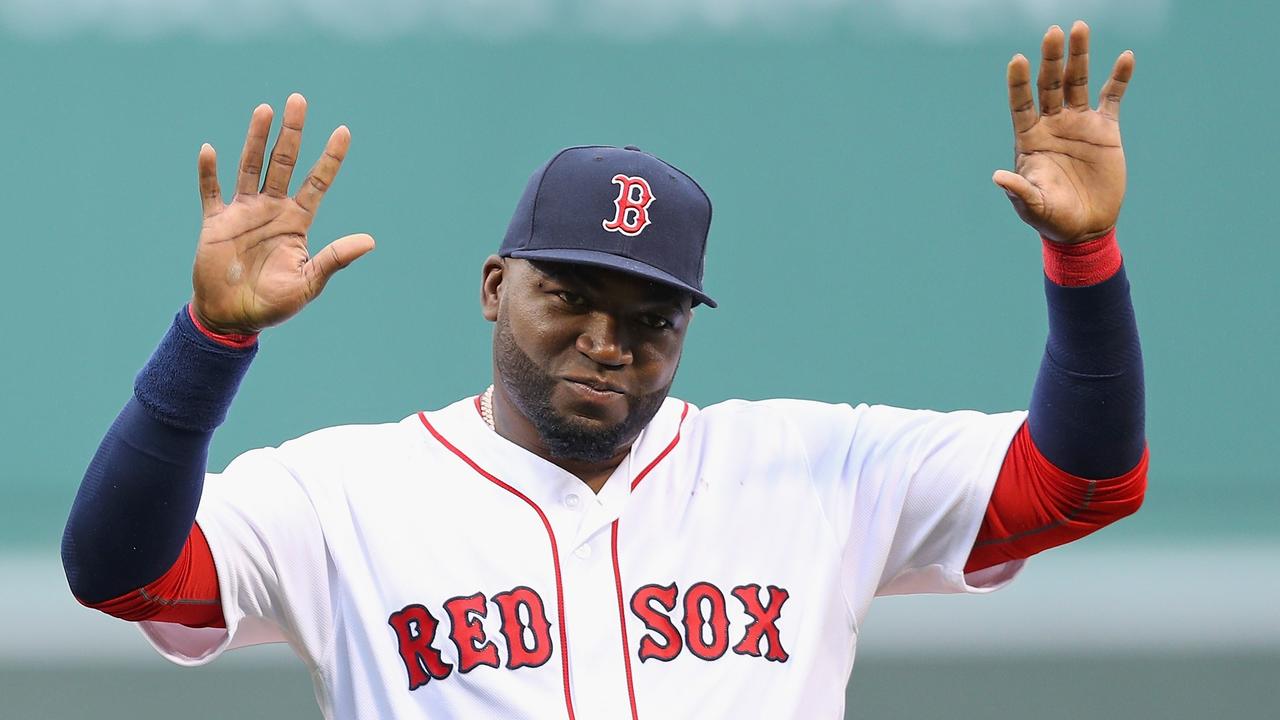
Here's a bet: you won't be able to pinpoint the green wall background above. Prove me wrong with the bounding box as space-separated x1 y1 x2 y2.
1 2 1274 549
0 2 1274 717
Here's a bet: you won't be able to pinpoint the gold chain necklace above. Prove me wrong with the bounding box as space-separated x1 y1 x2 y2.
480 385 495 430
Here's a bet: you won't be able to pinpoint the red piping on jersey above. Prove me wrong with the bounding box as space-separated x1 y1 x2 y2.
611 402 690 720
418 411 577 720
630 403 689 492
611 524 639 720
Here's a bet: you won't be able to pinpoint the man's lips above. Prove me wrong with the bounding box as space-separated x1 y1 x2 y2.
561 376 626 395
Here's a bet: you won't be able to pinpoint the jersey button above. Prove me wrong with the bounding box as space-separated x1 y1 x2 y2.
564 493 580 509
575 544 592 559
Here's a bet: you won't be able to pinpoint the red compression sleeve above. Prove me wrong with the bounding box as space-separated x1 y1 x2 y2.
81 522 225 628
967 422 1148 573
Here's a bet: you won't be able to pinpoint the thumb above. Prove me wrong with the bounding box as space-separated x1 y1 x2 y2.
303 233 376 298
992 169 1042 211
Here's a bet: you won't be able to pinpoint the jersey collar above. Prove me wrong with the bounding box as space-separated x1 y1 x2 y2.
418 395 691 539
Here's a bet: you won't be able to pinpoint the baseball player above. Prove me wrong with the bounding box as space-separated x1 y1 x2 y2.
63 21 1147 719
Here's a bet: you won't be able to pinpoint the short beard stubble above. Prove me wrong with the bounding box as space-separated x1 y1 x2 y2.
493 316 671 464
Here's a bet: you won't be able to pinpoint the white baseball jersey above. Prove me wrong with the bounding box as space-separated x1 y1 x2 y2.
140 395 1027 719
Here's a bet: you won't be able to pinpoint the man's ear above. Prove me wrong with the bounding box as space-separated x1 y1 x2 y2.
481 255 505 322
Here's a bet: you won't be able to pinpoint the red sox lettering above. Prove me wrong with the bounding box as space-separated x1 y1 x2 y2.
387 603 457 690
632 582 791 663
442 592 500 673
729 584 790 662
388 586 555 691
630 583 681 662
388 581 790 691
491 587 555 670
601 174 655 236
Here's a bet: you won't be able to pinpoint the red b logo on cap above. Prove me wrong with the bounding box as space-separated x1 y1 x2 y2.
602 174 654 237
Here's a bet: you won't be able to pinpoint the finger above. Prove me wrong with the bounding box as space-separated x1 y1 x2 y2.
1063 20 1091 110
1036 25 1066 115
197 143 223 217
262 93 308 197
235 104 273 196
1098 50 1135 119
992 169 1045 213
295 126 351 214
1007 54 1036 134
302 233 376 299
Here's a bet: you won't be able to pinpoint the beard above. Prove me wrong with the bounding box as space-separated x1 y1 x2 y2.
493 317 672 464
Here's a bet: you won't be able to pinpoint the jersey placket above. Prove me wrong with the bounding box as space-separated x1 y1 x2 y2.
430 398 688 718
450 417 640 719
554 452 637 719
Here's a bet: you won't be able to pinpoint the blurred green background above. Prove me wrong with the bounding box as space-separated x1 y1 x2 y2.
1 1 1275 718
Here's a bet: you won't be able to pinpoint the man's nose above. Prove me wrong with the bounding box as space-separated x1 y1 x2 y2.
576 312 632 368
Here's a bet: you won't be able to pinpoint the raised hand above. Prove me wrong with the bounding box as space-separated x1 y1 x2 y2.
192 93 374 335
993 21 1134 245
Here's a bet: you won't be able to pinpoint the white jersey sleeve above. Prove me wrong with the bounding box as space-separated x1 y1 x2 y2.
763 399 1027 603
138 437 336 669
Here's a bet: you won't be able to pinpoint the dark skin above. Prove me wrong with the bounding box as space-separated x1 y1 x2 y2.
189 22 1132 490
480 257 693 492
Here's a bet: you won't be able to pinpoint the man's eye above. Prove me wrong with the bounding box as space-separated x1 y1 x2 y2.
640 314 672 330
556 291 586 306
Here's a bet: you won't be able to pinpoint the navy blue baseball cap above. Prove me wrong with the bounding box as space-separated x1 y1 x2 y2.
500 145 716 307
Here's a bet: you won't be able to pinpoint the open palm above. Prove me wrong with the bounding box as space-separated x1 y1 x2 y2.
994 22 1135 245
192 94 374 335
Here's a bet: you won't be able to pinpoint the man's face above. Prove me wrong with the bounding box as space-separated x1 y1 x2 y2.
485 258 693 463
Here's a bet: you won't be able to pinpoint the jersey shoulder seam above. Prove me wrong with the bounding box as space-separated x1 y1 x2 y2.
775 408 861 635
244 447 341 669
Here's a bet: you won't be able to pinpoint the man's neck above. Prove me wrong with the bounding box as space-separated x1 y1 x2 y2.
550 455 628 494
490 388 633 494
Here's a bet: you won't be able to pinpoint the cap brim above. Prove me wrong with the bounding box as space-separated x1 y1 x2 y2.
505 248 717 308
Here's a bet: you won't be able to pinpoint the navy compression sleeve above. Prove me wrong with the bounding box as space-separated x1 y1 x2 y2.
1029 233 1145 478
61 307 255 604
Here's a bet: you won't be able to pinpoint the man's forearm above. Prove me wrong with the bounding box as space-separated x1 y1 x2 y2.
965 230 1147 573
1030 229 1145 478
61 306 256 604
